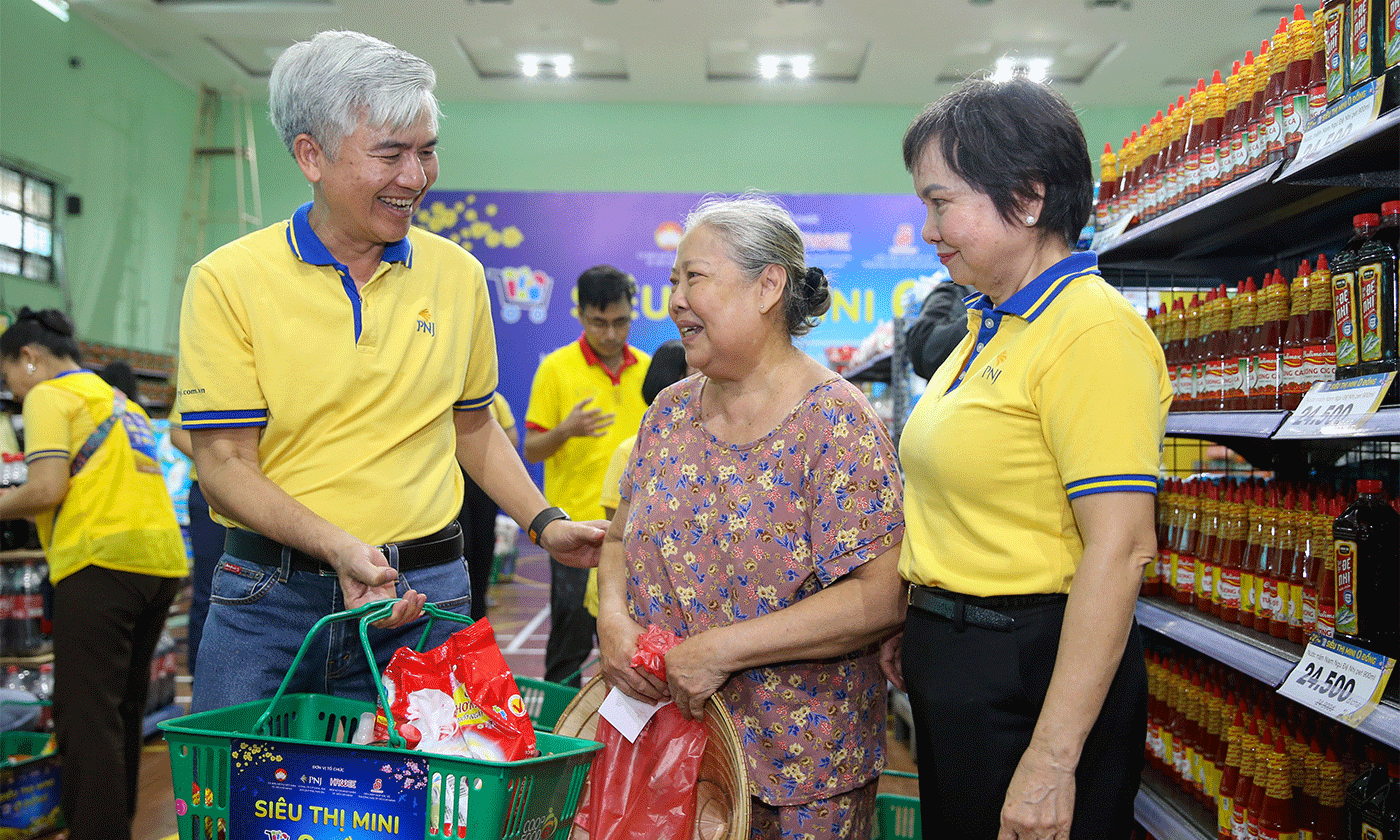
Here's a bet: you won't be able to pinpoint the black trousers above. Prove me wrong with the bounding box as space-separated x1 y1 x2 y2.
53 565 181 840
901 598 1146 840
457 468 500 622
184 480 225 675
544 558 595 686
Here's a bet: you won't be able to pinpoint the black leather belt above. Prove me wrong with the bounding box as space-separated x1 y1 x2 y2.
224 521 463 576
907 584 1067 632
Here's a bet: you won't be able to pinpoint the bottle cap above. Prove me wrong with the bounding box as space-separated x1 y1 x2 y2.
1294 3 1305 20
1356 479 1383 494
1316 252 1328 271
1298 258 1311 277
1381 200 1400 217
1354 213 1380 227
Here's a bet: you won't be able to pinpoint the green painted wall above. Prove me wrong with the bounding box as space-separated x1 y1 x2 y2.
3 0 1156 353
0 0 198 353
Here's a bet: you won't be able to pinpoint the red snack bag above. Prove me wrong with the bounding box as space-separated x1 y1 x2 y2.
373 619 537 761
582 624 707 840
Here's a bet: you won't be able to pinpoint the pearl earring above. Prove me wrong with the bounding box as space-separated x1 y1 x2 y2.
26 364 34 374
1025 215 1036 225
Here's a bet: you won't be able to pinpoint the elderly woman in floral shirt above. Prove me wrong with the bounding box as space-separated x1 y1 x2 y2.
596 193 906 840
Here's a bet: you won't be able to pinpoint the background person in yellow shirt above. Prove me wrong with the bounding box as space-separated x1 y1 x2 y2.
883 78 1171 839
0 308 188 840
525 265 650 685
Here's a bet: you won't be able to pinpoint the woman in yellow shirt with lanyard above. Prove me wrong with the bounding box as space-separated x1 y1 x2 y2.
0 308 188 840
883 79 1171 839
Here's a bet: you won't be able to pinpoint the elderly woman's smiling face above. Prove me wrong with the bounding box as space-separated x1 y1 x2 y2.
911 140 1045 306
669 225 767 377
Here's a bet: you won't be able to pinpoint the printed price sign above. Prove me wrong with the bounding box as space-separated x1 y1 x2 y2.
1277 634 1395 727
1275 372 1395 438
1091 212 1134 252
1290 77 1383 173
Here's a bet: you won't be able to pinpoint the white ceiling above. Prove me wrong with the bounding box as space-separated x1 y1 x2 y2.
72 0 1301 109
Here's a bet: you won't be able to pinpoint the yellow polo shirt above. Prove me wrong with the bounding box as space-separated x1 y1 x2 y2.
24 370 188 584
898 252 1170 597
175 202 498 545
525 337 649 522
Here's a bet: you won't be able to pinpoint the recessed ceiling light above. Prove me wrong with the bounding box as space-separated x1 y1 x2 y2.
555 56 573 78
1026 58 1051 82
519 55 539 77
791 56 812 79
759 55 781 79
992 57 1015 82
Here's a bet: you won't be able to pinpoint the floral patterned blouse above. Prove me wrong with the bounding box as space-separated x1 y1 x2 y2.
618 375 904 806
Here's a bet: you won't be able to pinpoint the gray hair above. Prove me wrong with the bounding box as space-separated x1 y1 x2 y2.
684 192 831 337
269 30 440 159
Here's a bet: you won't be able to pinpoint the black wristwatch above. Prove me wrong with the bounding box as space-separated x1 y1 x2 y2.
528 506 570 546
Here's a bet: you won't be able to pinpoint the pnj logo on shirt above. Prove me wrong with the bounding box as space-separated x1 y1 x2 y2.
416 309 435 336
979 351 1009 384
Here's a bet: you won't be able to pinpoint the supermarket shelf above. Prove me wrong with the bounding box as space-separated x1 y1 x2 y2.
1166 410 1289 440
1165 406 1400 443
1098 105 1398 275
1134 765 1215 840
1138 597 1400 750
1278 107 1400 186
144 702 184 739
843 352 892 384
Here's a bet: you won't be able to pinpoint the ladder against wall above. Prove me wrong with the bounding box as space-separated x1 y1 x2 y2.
166 85 262 352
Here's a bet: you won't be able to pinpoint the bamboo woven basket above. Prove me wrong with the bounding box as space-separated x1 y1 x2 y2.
552 675 751 840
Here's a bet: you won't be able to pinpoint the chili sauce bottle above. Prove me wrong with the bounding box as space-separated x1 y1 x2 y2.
1333 479 1400 659
1282 259 1315 409
1309 254 1338 390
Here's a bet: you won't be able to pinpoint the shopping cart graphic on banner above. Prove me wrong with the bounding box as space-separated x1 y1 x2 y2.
487 266 554 324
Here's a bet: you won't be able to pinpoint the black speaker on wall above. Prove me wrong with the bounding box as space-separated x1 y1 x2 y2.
65 195 81 216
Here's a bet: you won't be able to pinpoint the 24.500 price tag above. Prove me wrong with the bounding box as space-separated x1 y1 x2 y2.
1277 634 1395 728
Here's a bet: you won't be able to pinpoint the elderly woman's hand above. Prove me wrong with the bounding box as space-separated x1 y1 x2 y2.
664 630 733 720
597 611 669 703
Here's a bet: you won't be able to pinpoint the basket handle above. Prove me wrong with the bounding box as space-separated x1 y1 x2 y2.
253 600 474 749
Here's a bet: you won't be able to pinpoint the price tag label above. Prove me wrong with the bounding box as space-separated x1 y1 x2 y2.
1092 212 1134 252
1290 78 1382 173
1277 634 1395 727
1275 372 1396 437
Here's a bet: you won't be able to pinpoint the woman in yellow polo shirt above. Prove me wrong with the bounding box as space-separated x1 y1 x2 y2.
0 308 188 840
884 79 1171 839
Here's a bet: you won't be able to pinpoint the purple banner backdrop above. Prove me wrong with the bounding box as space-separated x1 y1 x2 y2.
413 191 948 483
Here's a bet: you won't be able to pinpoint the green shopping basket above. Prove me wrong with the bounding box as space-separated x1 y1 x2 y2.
1 725 62 840
160 602 602 840
872 770 921 840
515 659 595 731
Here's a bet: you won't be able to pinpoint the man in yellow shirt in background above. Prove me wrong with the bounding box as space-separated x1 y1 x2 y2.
525 266 650 685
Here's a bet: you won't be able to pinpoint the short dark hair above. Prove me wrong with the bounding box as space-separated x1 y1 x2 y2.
576 265 636 312
902 77 1093 247
641 339 688 405
98 361 140 401
0 307 81 363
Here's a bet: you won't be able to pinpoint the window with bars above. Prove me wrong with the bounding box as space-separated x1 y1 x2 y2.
0 163 57 283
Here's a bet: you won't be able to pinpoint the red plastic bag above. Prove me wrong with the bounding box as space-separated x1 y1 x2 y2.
372 618 537 761
581 624 707 840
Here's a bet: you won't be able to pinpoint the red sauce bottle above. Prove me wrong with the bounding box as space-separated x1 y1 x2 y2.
1264 17 1293 163
1308 253 1338 392
1201 70 1228 192
1308 7 1328 120
1281 259 1314 410
1183 293 1205 409
1285 489 1313 644
1257 734 1298 840
1284 4 1317 158
1240 479 1266 628
1219 706 1246 840
1167 94 1189 211
1253 269 1292 410
1233 52 1258 179
1184 80 1208 203
1205 283 1232 410
1225 278 1259 410
1199 480 1223 616
1315 494 1342 638
1219 480 1246 623
1233 713 1263 839
1249 40 1273 169
1313 744 1348 840
1255 482 1283 633
1269 486 1300 639
1221 60 1245 184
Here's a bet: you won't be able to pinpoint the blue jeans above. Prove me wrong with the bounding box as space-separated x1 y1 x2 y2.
191 549 472 712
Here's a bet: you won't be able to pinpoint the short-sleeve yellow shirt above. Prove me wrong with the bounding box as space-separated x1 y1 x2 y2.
24 371 188 584
898 252 1170 597
175 203 498 545
525 337 650 521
